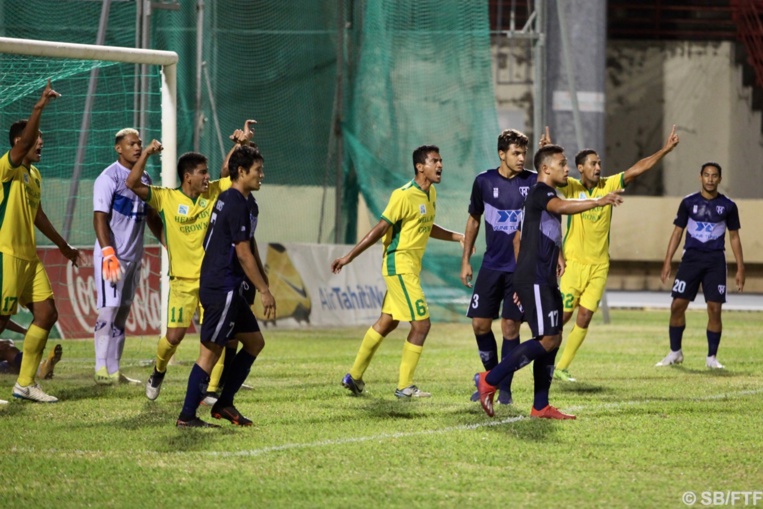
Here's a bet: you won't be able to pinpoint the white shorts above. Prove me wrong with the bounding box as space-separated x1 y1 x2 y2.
94 254 142 310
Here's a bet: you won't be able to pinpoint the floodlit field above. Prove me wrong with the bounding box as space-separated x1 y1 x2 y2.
1 309 761 508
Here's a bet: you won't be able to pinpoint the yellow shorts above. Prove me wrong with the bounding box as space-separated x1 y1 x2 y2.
381 273 429 322
166 277 201 328
0 253 54 314
559 260 610 313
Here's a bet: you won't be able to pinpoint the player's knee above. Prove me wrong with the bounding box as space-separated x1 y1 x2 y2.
501 319 520 338
577 307 594 328
412 319 431 336
472 318 492 335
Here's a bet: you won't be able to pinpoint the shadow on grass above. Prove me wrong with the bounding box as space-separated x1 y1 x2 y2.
554 382 611 395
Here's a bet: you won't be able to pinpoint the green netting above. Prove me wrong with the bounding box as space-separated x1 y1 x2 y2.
0 0 499 320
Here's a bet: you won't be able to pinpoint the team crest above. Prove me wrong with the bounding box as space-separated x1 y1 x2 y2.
199 198 208 208
178 204 189 216
519 186 529 197
493 187 499 198
419 204 426 214
718 285 726 295
716 206 725 215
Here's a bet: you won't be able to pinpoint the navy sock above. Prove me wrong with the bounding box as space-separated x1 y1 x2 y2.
475 331 498 370
13 351 22 370
218 350 256 407
707 330 722 357
533 347 558 410
498 337 520 394
218 345 237 390
179 363 210 421
486 339 546 387
669 325 685 352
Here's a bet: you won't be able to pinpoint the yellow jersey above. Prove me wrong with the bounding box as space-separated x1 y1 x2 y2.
380 180 436 276
147 177 231 279
560 173 624 265
0 151 42 261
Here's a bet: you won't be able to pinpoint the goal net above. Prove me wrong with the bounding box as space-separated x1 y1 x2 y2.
0 37 177 341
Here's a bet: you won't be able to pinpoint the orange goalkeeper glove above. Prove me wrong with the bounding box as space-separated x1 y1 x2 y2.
101 246 124 284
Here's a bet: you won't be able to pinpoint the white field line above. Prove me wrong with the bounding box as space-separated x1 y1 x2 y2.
7 387 760 459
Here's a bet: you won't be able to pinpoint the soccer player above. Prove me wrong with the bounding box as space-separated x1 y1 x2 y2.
548 126 680 382
176 145 274 427
476 144 623 419
460 129 536 405
92 128 163 385
333 145 465 399
656 162 744 369
0 80 82 402
126 122 254 401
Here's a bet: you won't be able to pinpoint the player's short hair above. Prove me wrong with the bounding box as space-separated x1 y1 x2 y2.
228 145 264 182
9 119 28 147
534 144 565 172
412 145 440 174
497 129 528 153
177 152 208 181
114 128 139 145
575 149 598 167
701 161 722 177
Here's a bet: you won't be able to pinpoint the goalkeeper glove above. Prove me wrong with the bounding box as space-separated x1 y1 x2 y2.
101 246 124 284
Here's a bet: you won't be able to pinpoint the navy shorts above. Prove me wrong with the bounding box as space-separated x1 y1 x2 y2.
514 283 563 338
672 250 727 303
200 289 260 346
466 267 524 321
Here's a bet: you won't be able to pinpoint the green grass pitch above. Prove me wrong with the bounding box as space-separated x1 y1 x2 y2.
1 309 761 508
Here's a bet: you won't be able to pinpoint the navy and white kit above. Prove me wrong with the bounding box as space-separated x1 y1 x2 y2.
513 182 563 337
92 161 152 309
671 192 740 303
466 168 537 320
199 188 260 344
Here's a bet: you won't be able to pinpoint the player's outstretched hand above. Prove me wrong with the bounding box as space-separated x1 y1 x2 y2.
598 189 624 207
539 126 552 147
663 124 679 153
331 256 349 274
37 79 61 108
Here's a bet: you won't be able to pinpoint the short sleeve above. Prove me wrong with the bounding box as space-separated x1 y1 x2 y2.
227 197 251 244
467 176 484 215
604 172 625 193
673 199 689 228
726 202 741 231
381 189 406 225
146 185 165 211
93 172 116 213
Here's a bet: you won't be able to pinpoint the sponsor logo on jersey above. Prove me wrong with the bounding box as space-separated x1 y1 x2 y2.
178 204 189 216
493 187 499 198
419 204 426 214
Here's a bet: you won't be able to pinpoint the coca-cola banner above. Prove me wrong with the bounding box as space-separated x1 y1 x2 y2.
39 246 163 339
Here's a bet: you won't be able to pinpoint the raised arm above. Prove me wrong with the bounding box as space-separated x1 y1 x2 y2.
221 119 256 178
622 125 679 186
125 139 162 200
460 214 481 287
9 80 60 166
545 190 623 216
235 240 275 319
660 225 685 284
728 229 745 292
35 204 82 267
331 219 390 274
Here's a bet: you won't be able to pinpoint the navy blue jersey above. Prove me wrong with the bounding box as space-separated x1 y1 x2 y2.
468 168 537 272
514 182 561 287
200 188 259 294
674 192 740 252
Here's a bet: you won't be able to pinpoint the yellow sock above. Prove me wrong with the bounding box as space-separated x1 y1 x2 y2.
207 349 226 393
17 324 49 386
155 336 178 373
397 341 423 390
349 327 385 380
556 326 588 370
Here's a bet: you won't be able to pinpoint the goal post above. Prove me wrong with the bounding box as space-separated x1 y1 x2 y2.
0 36 177 339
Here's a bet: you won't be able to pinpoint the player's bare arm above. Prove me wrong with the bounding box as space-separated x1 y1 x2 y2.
35 204 82 267
331 219 390 274
546 190 623 216
235 240 275 319
221 119 257 178
252 239 269 287
10 80 60 166
660 225 685 284
623 125 679 185
145 207 164 246
125 139 162 200
728 229 745 292
459 214 481 287
430 224 465 243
